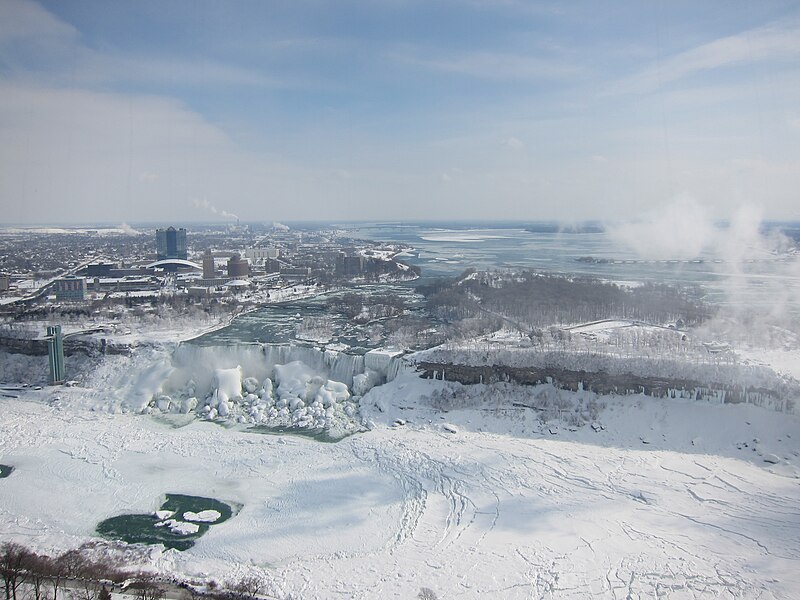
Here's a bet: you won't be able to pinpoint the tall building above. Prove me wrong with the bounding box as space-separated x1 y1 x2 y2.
227 254 249 278
156 227 188 260
54 276 87 301
202 249 216 279
244 248 279 263
46 325 65 385
336 254 365 276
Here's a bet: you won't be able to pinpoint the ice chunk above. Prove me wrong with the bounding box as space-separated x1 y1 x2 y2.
155 395 172 413
324 380 350 403
154 519 200 535
181 397 198 414
443 423 458 434
316 388 336 408
274 362 315 397
242 377 259 394
154 510 174 520
183 510 221 523
213 366 244 400
764 454 781 464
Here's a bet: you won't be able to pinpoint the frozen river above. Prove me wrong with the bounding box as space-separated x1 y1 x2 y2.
345 221 800 313
2 220 800 598
1 371 800 599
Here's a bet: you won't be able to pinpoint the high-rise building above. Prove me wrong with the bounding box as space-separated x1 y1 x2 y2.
156 227 188 260
227 254 249 278
202 249 216 279
244 248 279 263
54 276 87 301
46 325 65 385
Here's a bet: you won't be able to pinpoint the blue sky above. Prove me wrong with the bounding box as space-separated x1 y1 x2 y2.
1 0 799 223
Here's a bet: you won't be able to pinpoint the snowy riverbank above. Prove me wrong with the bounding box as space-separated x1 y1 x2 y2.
2 342 800 598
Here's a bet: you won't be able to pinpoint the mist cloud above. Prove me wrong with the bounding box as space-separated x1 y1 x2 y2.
609 196 800 343
606 196 715 260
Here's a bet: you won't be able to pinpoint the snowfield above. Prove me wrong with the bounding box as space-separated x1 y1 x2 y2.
1 348 800 599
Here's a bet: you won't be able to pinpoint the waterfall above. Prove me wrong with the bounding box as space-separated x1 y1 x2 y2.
163 342 403 399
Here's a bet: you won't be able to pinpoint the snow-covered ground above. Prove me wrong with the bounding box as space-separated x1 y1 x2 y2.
2 343 800 599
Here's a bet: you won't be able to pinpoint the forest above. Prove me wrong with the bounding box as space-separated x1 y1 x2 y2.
417 270 708 331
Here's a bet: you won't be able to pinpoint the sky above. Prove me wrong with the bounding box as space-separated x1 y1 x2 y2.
1 0 799 224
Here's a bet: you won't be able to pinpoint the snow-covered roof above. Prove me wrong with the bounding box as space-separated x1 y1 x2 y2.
145 259 202 270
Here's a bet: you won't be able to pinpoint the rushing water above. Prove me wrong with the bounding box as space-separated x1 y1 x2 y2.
195 284 424 349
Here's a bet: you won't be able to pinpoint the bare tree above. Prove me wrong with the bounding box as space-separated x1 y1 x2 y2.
23 553 50 600
131 579 165 600
0 543 29 600
418 588 438 600
231 576 262 600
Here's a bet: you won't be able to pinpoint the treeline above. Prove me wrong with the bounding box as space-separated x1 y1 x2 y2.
418 270 708 329
1 543 268 600
1 542 128 600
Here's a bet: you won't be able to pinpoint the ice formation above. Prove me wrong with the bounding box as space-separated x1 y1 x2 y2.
183 510 221 523
144 343 409 433
154 519 200 535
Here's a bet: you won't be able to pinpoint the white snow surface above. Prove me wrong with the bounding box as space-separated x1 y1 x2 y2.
2 349 800 598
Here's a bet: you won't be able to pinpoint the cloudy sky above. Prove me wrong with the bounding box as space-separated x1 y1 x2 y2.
1 0 799 224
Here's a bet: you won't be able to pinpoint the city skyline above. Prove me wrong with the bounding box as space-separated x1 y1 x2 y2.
1 0 799 224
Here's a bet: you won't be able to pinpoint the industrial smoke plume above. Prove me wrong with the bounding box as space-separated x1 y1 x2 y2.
191 198 239 221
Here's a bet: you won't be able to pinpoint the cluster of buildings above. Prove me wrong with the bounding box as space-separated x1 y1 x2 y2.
27 224 406 305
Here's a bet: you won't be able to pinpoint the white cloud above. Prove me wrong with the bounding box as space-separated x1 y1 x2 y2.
0 0 284 90
0 0 77 43
616 20 800 94
74 54 281 88
397 50 582 81
505 137 524 150
0 81 248 222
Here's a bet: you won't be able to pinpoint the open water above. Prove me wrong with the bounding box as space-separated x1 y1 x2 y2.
196 221 800 346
